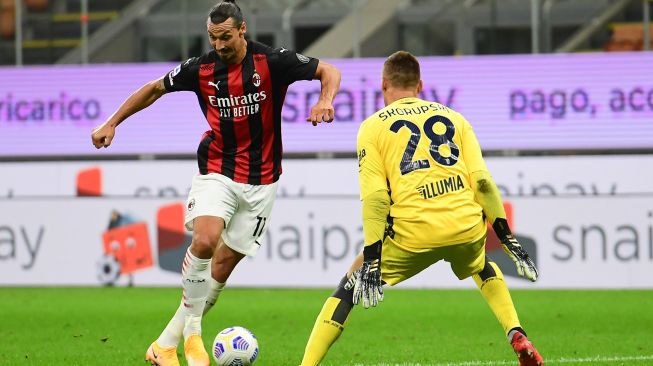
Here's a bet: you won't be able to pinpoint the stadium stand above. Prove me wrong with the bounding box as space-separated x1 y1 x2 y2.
0 0 132 64
0 0 650 64
605 22 653 51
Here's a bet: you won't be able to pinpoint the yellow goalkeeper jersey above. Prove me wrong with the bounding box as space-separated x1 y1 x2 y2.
357 97 488 251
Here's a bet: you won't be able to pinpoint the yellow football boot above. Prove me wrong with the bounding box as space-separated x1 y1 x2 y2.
145 341 180 366
184 335 210 366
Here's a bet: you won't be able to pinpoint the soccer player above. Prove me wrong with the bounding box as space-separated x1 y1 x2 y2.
91 1 341 365
299 51 543 366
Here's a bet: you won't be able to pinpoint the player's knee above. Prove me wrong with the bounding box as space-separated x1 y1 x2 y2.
325 275 354 326
191 232 219 257
475 260 505 282
331 275 354 306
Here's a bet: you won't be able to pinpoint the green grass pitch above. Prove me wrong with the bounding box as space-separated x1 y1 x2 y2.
0 288 651 365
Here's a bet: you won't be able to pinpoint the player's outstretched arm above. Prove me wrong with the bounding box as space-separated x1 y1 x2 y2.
91 77 168 149
306 61 340 126
470 171 539 282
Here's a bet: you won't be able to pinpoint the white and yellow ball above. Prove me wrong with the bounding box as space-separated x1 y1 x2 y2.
212 326 259 366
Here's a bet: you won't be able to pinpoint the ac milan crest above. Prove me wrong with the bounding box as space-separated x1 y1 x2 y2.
252 71 261 87
187 198 195 211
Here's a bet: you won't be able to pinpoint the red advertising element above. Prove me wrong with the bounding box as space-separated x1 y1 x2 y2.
157 203 187 251
486 202 513 251
157 203 191 273
76 167 102 197
102 222 153 274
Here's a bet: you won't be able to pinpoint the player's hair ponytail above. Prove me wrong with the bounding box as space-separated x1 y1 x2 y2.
209 0 243 28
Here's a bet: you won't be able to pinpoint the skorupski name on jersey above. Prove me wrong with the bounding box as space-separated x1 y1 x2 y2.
378 102 450 122
416 174 465 199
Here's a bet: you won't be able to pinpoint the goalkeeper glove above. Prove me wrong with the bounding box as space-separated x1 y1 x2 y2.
493 218 539 282
346 240 384 308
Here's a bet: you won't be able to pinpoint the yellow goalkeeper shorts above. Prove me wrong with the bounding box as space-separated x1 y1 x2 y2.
381 234 486 285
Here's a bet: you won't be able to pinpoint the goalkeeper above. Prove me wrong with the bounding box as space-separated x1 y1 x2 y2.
299 51 543 366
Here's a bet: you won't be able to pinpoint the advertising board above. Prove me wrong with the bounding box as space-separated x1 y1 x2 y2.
1 53 652 156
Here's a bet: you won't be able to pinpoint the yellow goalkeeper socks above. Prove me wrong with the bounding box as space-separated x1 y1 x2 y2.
473 260 521 335
300 276 353 366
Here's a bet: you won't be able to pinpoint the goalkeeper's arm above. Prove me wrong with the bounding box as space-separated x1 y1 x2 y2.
348 189 389 308
362 189 390 246
470 170 539 281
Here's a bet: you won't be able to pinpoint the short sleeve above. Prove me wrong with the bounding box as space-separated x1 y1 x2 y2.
270 47 319 85
458 113 489 174
357 122 387 200
163 57 199 92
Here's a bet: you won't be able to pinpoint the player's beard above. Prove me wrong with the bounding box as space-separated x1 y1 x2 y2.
217 48 236 63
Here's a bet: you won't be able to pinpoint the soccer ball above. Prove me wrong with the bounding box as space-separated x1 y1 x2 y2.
212 326 259 366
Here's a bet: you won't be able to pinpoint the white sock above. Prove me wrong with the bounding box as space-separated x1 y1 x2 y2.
156 248 210 346
156 303 185 348
183 314 203 340
203 278 226 316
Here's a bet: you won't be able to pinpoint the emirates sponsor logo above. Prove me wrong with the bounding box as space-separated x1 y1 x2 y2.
208 91 267 111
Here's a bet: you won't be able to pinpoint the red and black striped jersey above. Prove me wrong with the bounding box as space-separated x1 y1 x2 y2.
163 41 319 185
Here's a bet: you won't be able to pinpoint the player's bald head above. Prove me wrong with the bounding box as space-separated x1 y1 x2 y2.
383 51 421 90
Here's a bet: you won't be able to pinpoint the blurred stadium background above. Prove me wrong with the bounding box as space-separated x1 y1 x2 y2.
1 0 652 365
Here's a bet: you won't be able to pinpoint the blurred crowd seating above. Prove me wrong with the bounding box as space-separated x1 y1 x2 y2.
1 0 49 38
0 0 127 64
604 22 653 51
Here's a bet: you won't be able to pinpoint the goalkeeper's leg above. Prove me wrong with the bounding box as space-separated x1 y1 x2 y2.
472 259 521 334
299 273 357 366
473 259 543 365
